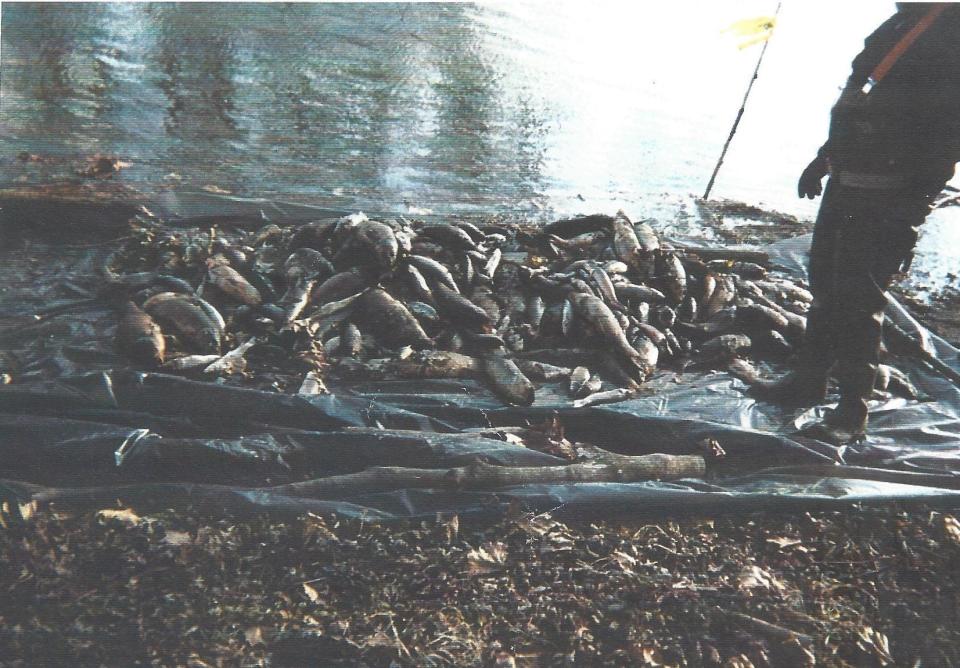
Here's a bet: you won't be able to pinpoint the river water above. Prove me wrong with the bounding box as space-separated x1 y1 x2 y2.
1 1 957 291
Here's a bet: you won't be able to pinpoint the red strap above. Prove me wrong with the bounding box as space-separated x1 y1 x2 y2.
870 4 948 86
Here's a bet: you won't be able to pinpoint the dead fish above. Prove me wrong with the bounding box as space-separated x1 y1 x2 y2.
569 366 590 397
280 250 332 321
603 260 629 275
436 329 465 352
154 275 195 295
674 310 737 340
323 335 342 356
298 370 329 395
204 261 262 305
163 354 221 372
636 322 666 346
633 218 660 254
589 266 621 307
280 279 315 324
311 267 371 306
561 298 575 337
678 296 698 323
752 329 793 359
504 330 525 353
703 275 735 319
287 219 338 251
656 251 687 303
454 221 486 243
249 223 284 248
143 292 224 354
633 301 651 324
700 272 718 305
404 263 435 303
284 248 334 284
471 286 502 324
655 305 677 330
526 295 545 330
517 360 572 381
727 358 763 385
580 374 603 397
769 278 813 304
611 210 649 275
462 254 476 287
303 291 364 326
407 301 439 326
736 303 789 333
483 248 502 279
663 328 683 358
390 350 481 379
462 330 506 352
116 301 165 367
335 220 399 271
483 353 536 406
543 213 614 238
340 322 362 357
614 283 666 304
407 254 460 293
631 335 660 375
560 230 608 252
204 337 258 375
568 293 636 362
700 333 752 359
357 288 433 349
434 283 494 331
417 224 478 251
572 388 636 408
706 260 768 279
883 364 920 400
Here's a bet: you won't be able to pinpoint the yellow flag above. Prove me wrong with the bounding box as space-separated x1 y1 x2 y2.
724 16 776 49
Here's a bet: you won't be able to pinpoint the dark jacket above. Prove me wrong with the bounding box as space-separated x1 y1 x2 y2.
823 3 960 195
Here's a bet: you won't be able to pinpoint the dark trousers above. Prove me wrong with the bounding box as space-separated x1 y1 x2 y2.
804 179 931 406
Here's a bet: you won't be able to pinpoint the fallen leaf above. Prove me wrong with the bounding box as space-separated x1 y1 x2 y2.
467 541 508 574
855 626 893 666
302 582 320 603
738 565 786 593
163 530 193 546
944 514 960 545
96 508 144 526
766 536 804 550
244 626 264 645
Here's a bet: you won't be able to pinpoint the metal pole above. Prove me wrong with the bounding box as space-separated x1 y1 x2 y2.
702 2 782 201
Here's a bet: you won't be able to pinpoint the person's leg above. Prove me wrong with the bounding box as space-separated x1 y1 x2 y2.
813 191 927 441
750 181 841 404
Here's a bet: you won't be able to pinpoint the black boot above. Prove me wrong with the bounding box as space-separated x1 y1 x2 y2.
748 365 830 407
805 360 876 444
804 304 884 444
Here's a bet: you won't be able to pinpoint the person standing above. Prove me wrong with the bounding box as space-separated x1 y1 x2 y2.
750 3 960 443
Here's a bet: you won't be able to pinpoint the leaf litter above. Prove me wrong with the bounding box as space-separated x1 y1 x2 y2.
2 504 960 666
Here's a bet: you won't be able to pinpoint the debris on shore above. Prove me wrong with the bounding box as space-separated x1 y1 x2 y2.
2 505 958 666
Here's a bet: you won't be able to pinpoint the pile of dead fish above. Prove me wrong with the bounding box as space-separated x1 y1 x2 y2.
104 210 917 407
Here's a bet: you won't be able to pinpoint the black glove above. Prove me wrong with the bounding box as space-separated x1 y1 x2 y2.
798 155 829 199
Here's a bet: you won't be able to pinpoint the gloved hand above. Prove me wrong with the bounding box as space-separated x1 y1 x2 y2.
798 155 829 199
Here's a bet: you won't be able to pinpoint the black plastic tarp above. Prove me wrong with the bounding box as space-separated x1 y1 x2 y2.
3 195 960 520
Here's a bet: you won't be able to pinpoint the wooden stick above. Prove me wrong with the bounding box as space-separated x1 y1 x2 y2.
277 454 706 499
718 610 814 646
